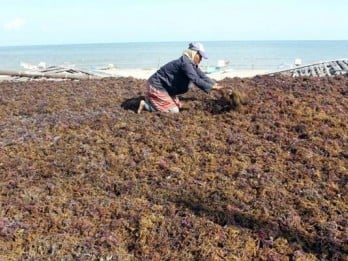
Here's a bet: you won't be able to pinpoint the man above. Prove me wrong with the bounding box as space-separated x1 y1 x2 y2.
137 42 223 113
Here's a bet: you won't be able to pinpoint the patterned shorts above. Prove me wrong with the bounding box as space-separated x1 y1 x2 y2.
145 82 181 113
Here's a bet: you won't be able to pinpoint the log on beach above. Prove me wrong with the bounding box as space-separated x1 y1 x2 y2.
268 59 348 77
0 69 101 80
337 60 348 71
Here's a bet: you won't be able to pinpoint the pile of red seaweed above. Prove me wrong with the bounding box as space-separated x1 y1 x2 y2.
0 75 347 260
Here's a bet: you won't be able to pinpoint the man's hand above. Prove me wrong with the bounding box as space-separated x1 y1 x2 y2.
212 84 223 90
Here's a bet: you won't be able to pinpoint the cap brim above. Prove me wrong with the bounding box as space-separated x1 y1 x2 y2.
199 51 208 59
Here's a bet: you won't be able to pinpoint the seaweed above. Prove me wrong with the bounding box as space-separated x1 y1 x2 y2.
0 75 347 260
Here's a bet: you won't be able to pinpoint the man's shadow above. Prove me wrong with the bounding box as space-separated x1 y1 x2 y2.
121 96 144 113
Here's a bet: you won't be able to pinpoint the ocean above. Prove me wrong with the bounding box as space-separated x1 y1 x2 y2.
0 41 347 72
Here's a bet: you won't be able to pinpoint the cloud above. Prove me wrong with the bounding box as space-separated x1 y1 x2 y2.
4 18 26 31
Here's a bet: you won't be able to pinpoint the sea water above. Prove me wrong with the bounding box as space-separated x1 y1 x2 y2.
0 41 347 72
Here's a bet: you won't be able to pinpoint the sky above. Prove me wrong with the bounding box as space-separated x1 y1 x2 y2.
1 0 347 46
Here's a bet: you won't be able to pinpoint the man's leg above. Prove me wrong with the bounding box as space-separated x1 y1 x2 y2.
137 100 146 114
168 106 179 113
137 99 157 114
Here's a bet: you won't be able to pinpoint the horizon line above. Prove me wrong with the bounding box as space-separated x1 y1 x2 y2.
1 39 348 48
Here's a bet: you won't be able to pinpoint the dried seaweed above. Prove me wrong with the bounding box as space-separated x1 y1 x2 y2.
0 75 347 260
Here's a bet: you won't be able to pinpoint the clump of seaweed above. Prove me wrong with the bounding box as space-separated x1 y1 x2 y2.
204 87 248 113
221 89 248 110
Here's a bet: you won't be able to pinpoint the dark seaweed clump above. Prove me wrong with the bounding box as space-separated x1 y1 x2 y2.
0 75 347 260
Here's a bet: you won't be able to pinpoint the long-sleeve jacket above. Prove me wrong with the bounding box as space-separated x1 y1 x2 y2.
148 55 215 96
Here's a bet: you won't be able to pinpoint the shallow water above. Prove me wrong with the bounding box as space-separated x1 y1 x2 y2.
0 41 347 71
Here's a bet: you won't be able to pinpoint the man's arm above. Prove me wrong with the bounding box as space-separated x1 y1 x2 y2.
182 60 213 93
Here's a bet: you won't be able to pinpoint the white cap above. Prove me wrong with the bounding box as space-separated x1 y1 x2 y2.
189 42 208 59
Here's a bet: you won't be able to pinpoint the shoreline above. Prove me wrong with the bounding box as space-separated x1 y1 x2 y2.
2 57 346 82
2 58 347 82
0 68 270 82
94 68 270 80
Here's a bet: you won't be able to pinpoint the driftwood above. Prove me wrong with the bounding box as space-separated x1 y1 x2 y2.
268 59 348 77
0 69 101 80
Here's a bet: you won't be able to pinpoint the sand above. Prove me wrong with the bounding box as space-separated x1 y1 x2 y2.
0 65 269 82
96 68 269 80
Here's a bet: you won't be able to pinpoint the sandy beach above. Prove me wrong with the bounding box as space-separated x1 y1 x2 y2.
0 68 270 82
94 68 270 80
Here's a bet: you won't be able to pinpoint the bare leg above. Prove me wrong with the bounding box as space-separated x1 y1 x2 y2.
137 100 146 114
